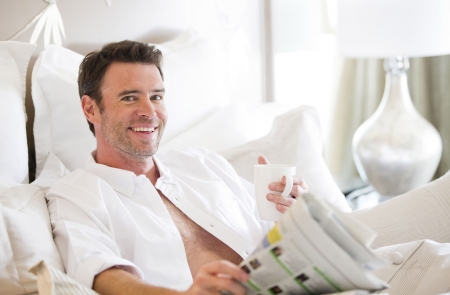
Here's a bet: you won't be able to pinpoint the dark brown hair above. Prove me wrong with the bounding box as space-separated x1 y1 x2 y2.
78 40 163 135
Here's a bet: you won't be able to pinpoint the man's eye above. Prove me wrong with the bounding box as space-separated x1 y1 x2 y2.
122 96 136 102
151 95 162 101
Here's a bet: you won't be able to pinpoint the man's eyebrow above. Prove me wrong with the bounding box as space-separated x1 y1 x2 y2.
118 90 141 97
118 88 165 96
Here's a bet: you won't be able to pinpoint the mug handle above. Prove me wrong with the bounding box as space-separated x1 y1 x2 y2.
280 175 293 198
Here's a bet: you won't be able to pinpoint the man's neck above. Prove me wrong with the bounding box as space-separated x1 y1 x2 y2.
94 148 160 185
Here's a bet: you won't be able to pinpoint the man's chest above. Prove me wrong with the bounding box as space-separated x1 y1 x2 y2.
158 190 243 276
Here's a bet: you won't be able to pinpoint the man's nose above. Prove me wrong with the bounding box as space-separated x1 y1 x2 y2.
137 99 156 117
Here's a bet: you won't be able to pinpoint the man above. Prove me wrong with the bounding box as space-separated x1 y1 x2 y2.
47 40 307 295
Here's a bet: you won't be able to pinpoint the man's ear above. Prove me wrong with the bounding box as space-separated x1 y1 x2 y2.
81 95 100 124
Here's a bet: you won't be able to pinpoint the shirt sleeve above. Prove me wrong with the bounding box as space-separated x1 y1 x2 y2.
47 172 144 288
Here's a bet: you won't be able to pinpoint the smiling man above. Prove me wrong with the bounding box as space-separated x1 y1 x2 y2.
47 40 307 295
84 61 167 176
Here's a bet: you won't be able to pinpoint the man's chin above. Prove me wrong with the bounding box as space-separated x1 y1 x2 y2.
124 145 160 160
119 133 163 159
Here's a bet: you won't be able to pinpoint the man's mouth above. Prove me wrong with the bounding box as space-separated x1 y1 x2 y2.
131 127 156 132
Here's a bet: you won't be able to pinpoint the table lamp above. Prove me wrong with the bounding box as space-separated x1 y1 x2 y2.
337 0 450 197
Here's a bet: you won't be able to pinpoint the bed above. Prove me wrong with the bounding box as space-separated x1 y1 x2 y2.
1 1 450 295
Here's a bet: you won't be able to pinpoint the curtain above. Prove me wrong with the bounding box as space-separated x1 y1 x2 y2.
325 55 450 191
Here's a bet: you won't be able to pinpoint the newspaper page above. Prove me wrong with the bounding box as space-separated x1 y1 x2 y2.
239 193 388 295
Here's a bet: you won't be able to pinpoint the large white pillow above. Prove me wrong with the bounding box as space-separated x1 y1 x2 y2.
350 171 450 249
373 239 450 295
154 29 229 145
30 261 98 295
32 29 228 175
0 153 68 295
219 106 352 212
32 45 93 176
159 102 289 153
0 41 36 184
0 186 64 295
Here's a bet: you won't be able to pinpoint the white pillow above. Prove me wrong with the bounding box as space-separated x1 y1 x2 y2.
219 106 351 212
32 29 228 175
160 102 289 152
350 171 450 249
32 45 94 176
0 186 64 295
0 41 36 184
154 29 229 144
373 240 450 295
0 153 68 295
30 261 98 295
32 152 71 193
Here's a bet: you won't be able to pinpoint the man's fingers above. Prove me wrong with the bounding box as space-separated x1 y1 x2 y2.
267 194 296 207
257 156 270 165
269 176 308 194
190 260 248 295
192 274 246 295
212 276 247 295
202 260 248 282
266 175 308 212
276 203 290 214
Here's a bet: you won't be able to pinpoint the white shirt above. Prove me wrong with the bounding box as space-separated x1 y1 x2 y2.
47 148 273 290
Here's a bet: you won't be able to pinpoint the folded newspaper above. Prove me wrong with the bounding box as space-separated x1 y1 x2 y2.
239 193 389 295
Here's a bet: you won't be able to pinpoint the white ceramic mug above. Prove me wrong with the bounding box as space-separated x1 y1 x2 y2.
254 164 296 221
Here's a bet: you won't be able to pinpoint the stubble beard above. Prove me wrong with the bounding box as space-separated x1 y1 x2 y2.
100 113 164 160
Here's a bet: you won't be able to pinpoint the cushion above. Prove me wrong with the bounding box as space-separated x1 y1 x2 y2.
0 186 64 295
0 41 36 184
32 29 228 175
373 240 450 295
32 45 93 176
32 152 71 193
30 261 98 295
159 102 290 153
153 29 229 145
0 153 68 295
350 171 450 249
219 106 351 212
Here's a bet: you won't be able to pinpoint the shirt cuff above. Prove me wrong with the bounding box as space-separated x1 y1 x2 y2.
75 254 144 288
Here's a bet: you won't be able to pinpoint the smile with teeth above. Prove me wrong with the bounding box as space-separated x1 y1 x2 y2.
131 127 156 132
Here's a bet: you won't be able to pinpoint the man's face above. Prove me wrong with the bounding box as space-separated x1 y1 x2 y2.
95 62 167 160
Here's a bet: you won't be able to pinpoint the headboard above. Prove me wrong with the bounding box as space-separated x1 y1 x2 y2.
0 0 266 180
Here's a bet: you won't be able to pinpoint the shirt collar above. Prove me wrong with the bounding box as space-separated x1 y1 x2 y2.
85 151 175 198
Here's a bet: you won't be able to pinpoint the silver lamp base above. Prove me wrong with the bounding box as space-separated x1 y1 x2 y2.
352 56 442 197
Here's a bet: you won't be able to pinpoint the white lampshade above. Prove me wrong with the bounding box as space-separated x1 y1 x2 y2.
270 0 323 53
337 0 450 58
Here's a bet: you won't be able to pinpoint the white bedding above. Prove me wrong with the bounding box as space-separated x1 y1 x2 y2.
0 153 67 295
0 42 36 184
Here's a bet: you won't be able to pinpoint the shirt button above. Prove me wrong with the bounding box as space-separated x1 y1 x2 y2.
388 251 403 265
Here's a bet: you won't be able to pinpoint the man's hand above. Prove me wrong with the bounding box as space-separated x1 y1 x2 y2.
93 260 248 295
184 260 248 295
257 156 308 214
